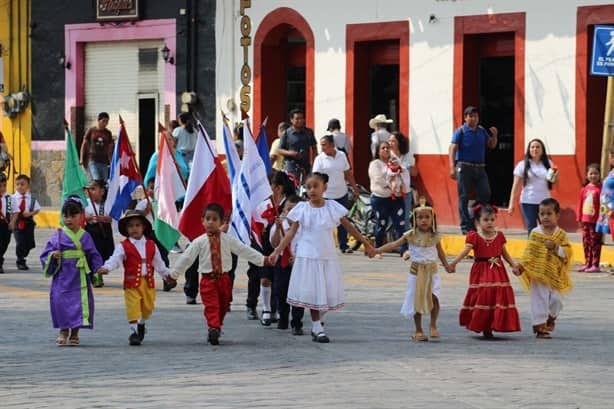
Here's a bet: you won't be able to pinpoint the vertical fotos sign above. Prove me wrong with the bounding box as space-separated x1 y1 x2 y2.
0 57 4 93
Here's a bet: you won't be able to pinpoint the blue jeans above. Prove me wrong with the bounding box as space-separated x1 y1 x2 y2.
403 192 413 229
88 161 109 182
456 163 491 233
370 195 408 253
521 203 540 236
333 194 351 251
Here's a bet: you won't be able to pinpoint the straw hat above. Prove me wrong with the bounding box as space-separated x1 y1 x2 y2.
369 114 394 130
118 210 152 238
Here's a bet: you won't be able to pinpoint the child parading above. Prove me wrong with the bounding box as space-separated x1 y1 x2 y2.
10 174 41 270
97 210 174 346
270 172 374 343
577 163 602 272
40 196 103 346
518 198 573 339
269 194 305 334
596 146 614 239
170 203 274 346
372 198 452 342
450 202 521 338
0 174 12 274
84 179 115 288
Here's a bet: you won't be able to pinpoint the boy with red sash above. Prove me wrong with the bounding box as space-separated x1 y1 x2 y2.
170 203 274 345
98 210 175 345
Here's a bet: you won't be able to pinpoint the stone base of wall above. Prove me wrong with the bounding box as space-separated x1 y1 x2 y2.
31 149 65 207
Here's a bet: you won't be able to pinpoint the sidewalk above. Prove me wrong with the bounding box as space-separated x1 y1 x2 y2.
34 208 614 266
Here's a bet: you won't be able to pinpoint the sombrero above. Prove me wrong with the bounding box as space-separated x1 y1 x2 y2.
118 210 153 238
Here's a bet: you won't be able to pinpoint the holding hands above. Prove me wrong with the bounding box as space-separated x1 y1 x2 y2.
97 267 110 275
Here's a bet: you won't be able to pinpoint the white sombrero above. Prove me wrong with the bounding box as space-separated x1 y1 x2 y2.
369 114 394 130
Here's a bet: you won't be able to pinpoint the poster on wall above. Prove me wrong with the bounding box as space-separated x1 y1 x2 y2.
0 57 4 93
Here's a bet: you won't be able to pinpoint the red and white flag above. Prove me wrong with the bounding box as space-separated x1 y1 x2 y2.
178 122 231 241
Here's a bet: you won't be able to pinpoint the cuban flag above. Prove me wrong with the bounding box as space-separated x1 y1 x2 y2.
229 120 273 244
105 119 142 220
256 120 272 176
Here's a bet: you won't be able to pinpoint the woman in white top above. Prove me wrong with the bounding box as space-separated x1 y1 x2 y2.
508 138 555 234
368 141 409 255
172 113 197 168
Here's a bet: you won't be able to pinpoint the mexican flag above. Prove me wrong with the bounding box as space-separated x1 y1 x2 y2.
153 127 185 249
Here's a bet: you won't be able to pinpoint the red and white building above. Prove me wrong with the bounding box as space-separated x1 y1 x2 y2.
215 1 614 230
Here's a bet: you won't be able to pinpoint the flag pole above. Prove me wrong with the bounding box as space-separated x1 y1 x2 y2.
119 115 154 216
190 111 217 158
158 123 187 189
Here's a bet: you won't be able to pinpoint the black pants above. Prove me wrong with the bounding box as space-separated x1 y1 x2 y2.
228 254 238 302
273 264 304 329
14 219 35 264
245 262 260 310
152 235 170 268
0 221 10 266
85 223 115 260
183 258 200 299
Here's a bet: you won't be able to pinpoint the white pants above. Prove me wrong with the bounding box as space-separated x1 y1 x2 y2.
530 281 562 326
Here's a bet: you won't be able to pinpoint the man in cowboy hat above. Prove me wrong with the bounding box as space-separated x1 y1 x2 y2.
369 114 393 158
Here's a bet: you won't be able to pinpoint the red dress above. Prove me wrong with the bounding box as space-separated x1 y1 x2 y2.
459 231 521 333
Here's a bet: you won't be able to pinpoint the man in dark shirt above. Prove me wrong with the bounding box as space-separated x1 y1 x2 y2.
277 109 317 180
448 106 498 234
80 112 114 182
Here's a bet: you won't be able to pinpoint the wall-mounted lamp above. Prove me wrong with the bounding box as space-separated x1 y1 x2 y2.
161 45 174 65
428 14 439 24
59 55 71 70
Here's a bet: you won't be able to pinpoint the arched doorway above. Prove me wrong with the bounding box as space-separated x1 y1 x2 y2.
254 8 314 142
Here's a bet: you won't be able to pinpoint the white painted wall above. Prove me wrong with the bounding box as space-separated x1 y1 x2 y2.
215 0 614 155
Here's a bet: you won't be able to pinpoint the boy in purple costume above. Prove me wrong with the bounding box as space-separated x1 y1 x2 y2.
40 196 103 346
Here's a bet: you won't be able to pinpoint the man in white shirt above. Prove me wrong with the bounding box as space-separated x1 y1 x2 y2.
312 135 360 253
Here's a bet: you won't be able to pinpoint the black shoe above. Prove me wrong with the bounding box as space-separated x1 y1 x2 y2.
292 326 304 336
271 314 279 324
163 279 177 292
246 307 258 320
277 318 289 330
260 311 272 326
311 331 330 343
207 328 220 345
137 323 146 341
17 263 28 271
129 332 141 346
186 297 197 305
0 266 4 274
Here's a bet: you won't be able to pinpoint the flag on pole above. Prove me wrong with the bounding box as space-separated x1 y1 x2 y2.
178 121 232 241
154 128 184 249
221 116 241 183
105 119 142 220
256 121 272 175
229 120 273 244
61 124 89 207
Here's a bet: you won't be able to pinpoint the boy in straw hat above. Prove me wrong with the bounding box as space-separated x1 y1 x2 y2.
97 210 175 346
369 114 393 158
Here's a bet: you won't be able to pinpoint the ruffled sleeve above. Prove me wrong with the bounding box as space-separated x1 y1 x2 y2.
497 231 507 245
327 199 348 223
465 231 478 247
286 201 306 224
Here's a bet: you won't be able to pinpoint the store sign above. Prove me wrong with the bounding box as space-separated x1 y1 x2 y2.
591 25 614 76
96 0 139 22
239 0 251 113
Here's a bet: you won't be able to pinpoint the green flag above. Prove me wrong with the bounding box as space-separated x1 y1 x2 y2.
62 127 89 207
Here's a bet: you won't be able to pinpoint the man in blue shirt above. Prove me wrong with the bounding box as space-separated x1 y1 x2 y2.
448 106 498 234
277 109 317 180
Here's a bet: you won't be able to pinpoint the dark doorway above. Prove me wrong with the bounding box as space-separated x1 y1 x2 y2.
370 65 399 132
287 66 306 115
138 98 156 177
480 56 515 207
352 40 400 185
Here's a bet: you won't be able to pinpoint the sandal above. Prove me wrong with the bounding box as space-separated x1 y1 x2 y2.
483 331 494 339
429 327 440 339
411 332 428 342
55 330 69 346
69 336 80 346
536 331 552 339
545 316 556 332
341 248 354 254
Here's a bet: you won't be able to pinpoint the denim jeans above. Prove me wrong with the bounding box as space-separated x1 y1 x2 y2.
521 203 540 236
370 195 408 253
456 163 491 233
88 161 109 182
333 194 351 251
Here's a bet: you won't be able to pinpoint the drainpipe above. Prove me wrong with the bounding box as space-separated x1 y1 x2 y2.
190 0 197 92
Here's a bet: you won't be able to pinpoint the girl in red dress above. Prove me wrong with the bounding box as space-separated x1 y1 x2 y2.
449 203 522 338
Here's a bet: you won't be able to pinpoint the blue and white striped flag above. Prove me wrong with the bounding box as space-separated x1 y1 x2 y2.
222 119 241 183
229 120 273 244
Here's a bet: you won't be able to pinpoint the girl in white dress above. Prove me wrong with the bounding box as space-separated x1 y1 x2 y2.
373 199 453 342
270 172 374 343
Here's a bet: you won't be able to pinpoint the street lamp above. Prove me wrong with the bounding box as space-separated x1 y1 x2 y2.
161 45 174 65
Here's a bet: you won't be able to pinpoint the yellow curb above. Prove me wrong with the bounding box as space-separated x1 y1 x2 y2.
440 234 614 266
35 210 60 228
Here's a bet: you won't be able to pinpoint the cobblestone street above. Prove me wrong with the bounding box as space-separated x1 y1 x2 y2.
1 229 613 408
